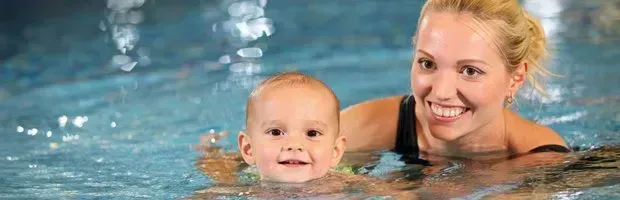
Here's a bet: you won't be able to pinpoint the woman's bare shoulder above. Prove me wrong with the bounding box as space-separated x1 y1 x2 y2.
504 109 569 154
339 95 406 152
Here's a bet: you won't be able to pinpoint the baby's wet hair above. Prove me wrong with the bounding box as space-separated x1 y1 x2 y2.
245 71 340 127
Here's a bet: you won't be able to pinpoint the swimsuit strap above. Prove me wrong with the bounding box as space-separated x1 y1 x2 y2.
529 144 572 153
394 95 419 158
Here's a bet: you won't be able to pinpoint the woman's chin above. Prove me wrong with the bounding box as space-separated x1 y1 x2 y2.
428 126 464 142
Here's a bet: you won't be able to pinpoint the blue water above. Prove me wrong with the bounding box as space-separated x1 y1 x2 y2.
1 0 619 199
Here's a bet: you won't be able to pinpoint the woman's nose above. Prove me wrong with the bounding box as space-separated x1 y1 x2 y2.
432 71 457 100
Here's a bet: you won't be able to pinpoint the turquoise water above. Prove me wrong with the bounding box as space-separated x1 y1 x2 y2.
1 0 619 199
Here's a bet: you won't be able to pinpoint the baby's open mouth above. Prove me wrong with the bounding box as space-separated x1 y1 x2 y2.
278 160 309 166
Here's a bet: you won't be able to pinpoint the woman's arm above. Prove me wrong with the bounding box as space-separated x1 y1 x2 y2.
339 96 404 152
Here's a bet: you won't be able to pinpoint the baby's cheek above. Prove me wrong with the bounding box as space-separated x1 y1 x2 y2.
311 148 332 165
258 146 279 160
255 150 278 175
252 145 275 164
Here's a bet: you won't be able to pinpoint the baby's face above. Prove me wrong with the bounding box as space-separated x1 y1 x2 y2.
241 85 344 183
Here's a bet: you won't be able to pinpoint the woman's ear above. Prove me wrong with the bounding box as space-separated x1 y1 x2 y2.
238 131 255 165
509 62 528 94
330 136 347 167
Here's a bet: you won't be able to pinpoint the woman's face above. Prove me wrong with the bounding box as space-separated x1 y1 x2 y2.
411 11 514 141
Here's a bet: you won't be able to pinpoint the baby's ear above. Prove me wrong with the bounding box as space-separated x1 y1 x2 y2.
238 131 255 165
330 136 347 167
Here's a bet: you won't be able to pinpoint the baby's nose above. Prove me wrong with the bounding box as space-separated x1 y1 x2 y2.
282 139 305 152
284 146 303 152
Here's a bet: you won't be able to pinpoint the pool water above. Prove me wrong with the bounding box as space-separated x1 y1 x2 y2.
1 0 619 199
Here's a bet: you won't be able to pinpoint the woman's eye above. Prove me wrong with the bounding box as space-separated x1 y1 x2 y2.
307 130 322 137
417 58 435 70
460 66 485 77
268 129 283 136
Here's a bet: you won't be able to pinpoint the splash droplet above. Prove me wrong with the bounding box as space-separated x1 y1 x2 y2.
248 17 275 38
120 61 138 72
72 116 87 128
127 10 145 24
99 20 107 31
112 54 132 66
236 47 263 58
58 115 68 128
230 62 261 75
258 0 267 7
27 128 38 136
218 55 231 64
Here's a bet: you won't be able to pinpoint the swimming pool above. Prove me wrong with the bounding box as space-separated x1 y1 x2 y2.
1 0 619 199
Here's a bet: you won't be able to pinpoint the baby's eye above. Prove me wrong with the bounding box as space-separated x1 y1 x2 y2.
267 129 283 136
306 130 322 137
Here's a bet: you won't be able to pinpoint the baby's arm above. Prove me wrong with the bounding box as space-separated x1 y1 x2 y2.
195 131 246 185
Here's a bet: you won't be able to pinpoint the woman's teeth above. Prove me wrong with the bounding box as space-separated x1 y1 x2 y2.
431 103 466 117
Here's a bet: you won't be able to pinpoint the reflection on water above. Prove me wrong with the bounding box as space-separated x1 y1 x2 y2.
192 146 417 199
191 145 620 199
188 171 419 199
486 146 620 199
104 0 147 72
1 0 619 199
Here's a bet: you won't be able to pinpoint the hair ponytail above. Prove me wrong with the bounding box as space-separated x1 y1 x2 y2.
523 11 556 97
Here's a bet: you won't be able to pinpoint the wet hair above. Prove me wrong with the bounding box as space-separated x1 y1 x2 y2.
245 71 340 128
414 0 553 96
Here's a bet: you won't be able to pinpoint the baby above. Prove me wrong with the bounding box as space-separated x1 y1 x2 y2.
237 71 346 183
192 72 417 199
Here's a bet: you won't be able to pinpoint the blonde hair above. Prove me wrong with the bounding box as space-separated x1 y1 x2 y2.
415 0 553 96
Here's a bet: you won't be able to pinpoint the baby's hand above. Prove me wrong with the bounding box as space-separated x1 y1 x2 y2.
195 130 230 156
194 130 245 184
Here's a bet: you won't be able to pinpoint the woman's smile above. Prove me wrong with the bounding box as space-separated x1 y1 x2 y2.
428 101 470 123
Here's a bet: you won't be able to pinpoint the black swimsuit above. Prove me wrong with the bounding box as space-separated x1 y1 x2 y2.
393 95 571 161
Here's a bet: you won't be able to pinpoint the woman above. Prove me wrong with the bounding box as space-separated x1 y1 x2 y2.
340 0 571 161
